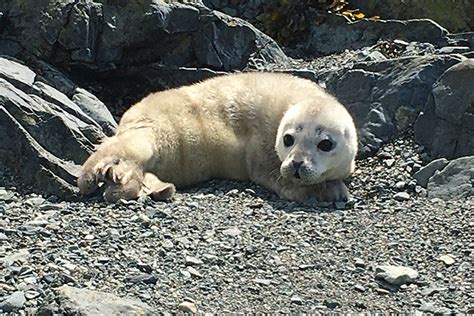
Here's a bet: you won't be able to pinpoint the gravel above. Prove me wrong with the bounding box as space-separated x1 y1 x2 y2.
0 133 472 313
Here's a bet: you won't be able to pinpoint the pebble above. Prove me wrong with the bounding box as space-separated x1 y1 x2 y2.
421 286 447 296
222 227 242 236
375 265 419 285
290 294 303 305
124 274 158 285
0 188 15 201
354 284 366 292
419 301 437 313
187 266 203 278
393 192 410 201
185 256 203 266
354 258 366 268
395 181 406 189
178 301 197 313
438 255 455 266
0 291 26 312
384 159 395 167
24 197 46 207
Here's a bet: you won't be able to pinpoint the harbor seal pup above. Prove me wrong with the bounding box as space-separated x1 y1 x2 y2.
77 72 358 203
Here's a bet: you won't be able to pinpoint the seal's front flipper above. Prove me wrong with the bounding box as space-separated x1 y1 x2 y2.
140 173 176 201
316 179 349 202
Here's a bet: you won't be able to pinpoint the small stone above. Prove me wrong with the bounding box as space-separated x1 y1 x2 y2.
324 300 340 309
180 270 191 279
124 274 158 285
375 265 419 285
185 256 203 266
84 234 94 240
384 159 395 167
222 227 242 236
376 288 390 295
24 197 45 207
438 255 455 266
354 258 366 268
393 192 410 202
421 286 447 296
290 294 303 305
178 301 197 313
0 291 26 312
0 188 15 201
395 181 406 190
254 278 272 286
187 266 203 278
354 284 366 292
419 302 437 313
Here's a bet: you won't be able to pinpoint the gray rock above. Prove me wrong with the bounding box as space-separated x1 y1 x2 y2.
415 59 474 160
124 273 158 285
1 1 287 72
185 256 203 266
427 156 474 199
178 301 197 313
54 285 153 315
306 15 447 56
72 88 117 136
413 158 449 187
0 291 26 312
222 227 242 236
438 255 455 266
0 57 113 199
393 192 410 202
316 54 462 157
375 265 419 285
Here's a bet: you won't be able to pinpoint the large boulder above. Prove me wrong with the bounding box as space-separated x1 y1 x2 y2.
0 57 114 199
309 55 463 157
415 59 474 161
0 0 287 72
349 0 474 33
306 15 448 56
426 156 474 199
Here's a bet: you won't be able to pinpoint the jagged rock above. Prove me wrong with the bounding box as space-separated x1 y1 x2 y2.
0 291 26 312
375 265 419 286
318 55 463 157
415 59 474 161
54 285 153 315
306 15 448 56
0 0 287 72
349 0 474 33
413 158 449 187
0 57 114 199
426 156 474 199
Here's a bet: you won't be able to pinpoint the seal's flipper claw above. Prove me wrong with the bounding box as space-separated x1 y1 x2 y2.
141 173 176 201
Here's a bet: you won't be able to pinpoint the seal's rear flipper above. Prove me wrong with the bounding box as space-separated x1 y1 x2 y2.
141 173 176 201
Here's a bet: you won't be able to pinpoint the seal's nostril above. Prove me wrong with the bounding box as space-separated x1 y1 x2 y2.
292 160 303 170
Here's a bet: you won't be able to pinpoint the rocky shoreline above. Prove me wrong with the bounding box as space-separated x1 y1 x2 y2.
0 0 472 314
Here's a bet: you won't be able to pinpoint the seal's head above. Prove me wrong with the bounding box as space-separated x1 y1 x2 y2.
275 100 357 185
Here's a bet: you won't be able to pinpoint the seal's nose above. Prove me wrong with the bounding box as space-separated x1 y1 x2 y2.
292 160 303 179
292 160 303 170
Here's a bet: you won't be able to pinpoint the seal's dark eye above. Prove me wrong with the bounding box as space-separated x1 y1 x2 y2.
318 139 333 152
283 134 294 147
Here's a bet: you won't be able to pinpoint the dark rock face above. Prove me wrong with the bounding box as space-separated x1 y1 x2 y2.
415 59 474 160
0 57 114 199
314 55 463 157
306 15 448 56
0 0 287 72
